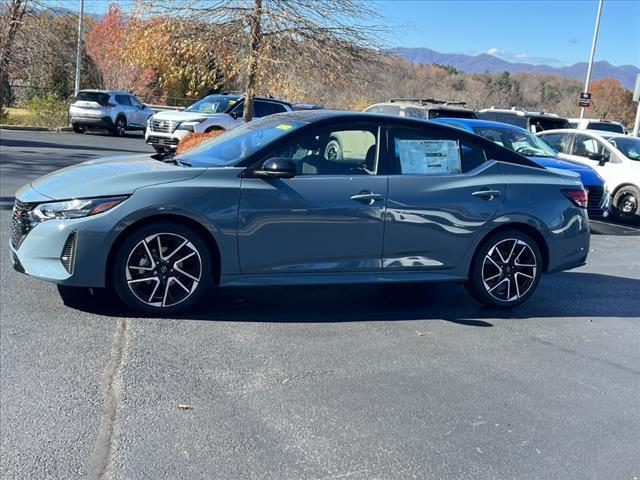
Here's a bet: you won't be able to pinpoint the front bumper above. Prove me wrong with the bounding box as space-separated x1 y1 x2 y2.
9 210 116 288
145 129 190 149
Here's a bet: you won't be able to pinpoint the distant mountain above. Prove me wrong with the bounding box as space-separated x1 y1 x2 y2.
390 47 639 90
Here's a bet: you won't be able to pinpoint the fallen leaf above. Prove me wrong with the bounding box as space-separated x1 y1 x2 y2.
177 403 193 410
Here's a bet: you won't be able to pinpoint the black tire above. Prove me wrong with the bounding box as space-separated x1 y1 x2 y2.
612 185 640 225
72 123 85 134
465 230 542 309
324 138 342 160
112 116 127 137
112 222 213 315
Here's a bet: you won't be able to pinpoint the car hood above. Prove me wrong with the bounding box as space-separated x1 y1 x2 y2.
527 156 603 186
26 154 203 200
151 110 229 122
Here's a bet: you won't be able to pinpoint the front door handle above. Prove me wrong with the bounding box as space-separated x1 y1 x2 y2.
472 189 502 200
351 191 384 204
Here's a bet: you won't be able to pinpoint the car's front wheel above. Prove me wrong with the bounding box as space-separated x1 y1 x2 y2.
612 185 640 225
465 231 542 309
112 222 212 315
72 123 85 134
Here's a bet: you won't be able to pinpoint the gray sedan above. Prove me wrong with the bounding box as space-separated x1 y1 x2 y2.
10 111 590 314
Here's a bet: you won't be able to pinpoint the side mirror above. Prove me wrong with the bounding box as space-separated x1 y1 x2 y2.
587 152 608 165
141 104 147 109
229 110 242 120
253 158 296 179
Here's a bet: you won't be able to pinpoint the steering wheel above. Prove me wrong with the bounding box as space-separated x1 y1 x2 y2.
515 146 537 155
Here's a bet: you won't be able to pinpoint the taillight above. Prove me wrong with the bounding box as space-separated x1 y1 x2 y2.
562 188 588 208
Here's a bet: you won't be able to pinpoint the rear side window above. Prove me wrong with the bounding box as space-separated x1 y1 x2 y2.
529 117 570 132
539 133 569 153
254 101 287 117
403 107 427 119
391 128 486 175
74 91 110 106
115 95 132 106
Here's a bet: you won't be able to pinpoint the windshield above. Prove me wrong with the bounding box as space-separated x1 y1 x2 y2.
176 116 306 167
472 126 557 157
184 95 240 114
605 136 640 160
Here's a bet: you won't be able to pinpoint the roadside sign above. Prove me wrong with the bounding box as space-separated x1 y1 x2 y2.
633 74 640 102
579 92 591 108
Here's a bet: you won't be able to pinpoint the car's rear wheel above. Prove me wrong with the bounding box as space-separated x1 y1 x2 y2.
112 222 212 315
465 231 542 309
112 116 127 137
72 123 85 134
612 185 640 225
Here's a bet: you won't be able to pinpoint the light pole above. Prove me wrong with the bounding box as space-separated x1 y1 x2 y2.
580 0 604 119
74 0 85 97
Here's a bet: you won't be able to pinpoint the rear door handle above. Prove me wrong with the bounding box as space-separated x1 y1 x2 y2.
351 192 384 204
472 189 502 199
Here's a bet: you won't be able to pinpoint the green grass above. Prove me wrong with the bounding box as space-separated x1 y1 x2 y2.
3 107 31 125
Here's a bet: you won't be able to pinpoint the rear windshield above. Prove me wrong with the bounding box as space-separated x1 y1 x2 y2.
364 104 401 115
74 92 110 106
529 117 570 132
428 109 476 119
587 122 625 133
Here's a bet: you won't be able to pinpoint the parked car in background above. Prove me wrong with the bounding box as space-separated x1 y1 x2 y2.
364 98 477 119
477 107 570 133
145 94 293 153
538 129 640 224
10 111 590 314
568 118 627 134
432 118 609 218
69 90 154 136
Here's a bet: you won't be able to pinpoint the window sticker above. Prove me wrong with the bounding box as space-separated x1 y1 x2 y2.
276 123 293 130
397 139 461 174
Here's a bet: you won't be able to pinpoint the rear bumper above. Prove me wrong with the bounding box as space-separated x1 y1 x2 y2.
70 115 115 129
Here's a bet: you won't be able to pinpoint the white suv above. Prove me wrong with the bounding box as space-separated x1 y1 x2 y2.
568 118 627 134
69 90 155 136
538 129 640 224
145 94 293 152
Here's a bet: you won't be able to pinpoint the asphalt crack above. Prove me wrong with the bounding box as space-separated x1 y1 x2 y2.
87 318 131 480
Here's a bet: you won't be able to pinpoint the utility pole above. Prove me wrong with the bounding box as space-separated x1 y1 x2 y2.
580 0 603 119
74 0 84 97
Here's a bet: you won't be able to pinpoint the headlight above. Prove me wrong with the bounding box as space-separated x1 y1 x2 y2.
30 196 128 222
176 118 208 131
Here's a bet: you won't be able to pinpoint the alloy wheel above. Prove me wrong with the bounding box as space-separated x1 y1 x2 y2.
481 238 537 302
618 192 637 215
125 233 202 308
116 118 126 136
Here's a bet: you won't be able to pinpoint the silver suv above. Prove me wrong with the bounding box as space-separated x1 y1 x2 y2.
69 90 155 136
363 98 477 119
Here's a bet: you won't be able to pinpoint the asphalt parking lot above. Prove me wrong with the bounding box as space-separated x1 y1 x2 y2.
1 129 639 480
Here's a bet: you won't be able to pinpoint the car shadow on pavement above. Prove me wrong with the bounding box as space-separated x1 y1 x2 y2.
1 138 141 152
62 271 639 324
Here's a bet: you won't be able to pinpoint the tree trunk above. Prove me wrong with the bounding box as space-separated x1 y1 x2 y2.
0 0 28 113
243 0 262 123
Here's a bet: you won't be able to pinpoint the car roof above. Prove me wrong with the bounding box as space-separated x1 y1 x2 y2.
367 101 473 111
432 118 529 131
79 89 130 95
537 128 629 139
479 107 564 118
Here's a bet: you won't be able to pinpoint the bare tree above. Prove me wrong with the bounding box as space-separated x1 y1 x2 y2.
0 0 29 111
141 0 382 121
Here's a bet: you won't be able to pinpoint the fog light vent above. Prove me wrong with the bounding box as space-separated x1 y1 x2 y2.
60 231 77 274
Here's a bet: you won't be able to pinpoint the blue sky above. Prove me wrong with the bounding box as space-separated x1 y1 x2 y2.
376 0 639 67
55 0 639 67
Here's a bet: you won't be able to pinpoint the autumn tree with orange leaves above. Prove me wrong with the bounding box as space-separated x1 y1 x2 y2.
589 78 635 126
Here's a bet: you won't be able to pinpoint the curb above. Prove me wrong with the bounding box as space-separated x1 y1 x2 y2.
0 124 73 132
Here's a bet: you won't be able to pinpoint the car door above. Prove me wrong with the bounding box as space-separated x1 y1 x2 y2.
238 122 387 274
114 94 135 125
561 133 615 182
128 95 146 127
383 126 505 270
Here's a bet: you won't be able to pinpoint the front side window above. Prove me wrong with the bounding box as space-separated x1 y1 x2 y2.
270 125 379 176
254 101 287 118
571 134 610 161
175 117 305 167
129 95 142 109
391 128 486 175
